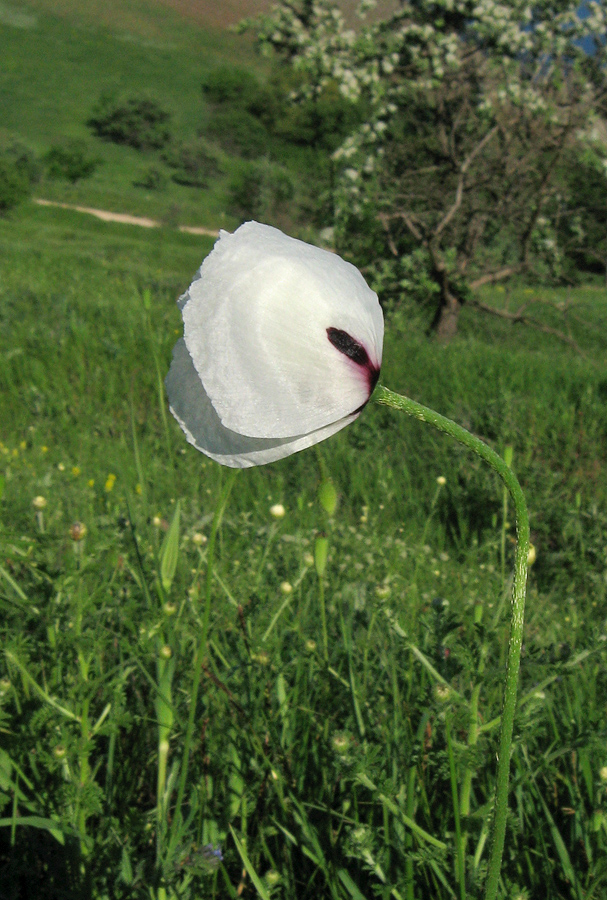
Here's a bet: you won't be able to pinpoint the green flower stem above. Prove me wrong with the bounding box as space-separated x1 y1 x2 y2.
168 469 238 859
373 385 529 900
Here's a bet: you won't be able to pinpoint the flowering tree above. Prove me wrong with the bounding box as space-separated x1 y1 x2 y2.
250 0 607 337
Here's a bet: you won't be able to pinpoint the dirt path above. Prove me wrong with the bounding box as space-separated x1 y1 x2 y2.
34 198 220 237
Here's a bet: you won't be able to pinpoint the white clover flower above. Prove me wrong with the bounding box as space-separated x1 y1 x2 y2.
166 223 384 468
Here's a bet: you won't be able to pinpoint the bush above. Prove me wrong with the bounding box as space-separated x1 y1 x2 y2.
205 108 268 159
0 133 39 213
0 131 40 185
45 139 99 183
201 65 264 109
229 158 295 221
0 158 30 213
132 164 168 191
88 95 171 150
162 139 221 187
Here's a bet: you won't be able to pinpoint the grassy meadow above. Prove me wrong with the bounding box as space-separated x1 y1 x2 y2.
2 1 607 899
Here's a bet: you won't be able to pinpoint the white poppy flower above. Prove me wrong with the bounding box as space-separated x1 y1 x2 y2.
165 221 384 468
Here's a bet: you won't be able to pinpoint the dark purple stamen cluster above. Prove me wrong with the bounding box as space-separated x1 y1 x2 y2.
327 327 380 399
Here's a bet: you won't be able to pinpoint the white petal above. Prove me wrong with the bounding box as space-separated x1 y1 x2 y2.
166 339 360 468
181 222 383 439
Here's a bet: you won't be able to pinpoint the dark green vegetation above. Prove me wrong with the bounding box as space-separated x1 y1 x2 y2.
2 202 607 899
2 1 607 898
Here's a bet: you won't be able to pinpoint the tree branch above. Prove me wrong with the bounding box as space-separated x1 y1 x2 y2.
469 298 583 354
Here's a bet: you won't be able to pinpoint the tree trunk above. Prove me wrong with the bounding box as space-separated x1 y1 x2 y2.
432 281 462 341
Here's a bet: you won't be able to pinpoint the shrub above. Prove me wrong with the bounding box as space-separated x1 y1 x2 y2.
229 158 295 221
88 95 171 150
201 65 264 109
132 164 168 191
0 133 39 213
45 139 99 183
162 139 221 187
205 108 268 159
0 131 40 185
0 158 30 213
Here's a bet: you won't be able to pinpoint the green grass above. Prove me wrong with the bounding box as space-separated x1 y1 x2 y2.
1 200 607 898
0 0 264 226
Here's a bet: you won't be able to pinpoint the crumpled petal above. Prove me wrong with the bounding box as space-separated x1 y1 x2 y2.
166 338 359 468
180 222 383 439
166 221 384 468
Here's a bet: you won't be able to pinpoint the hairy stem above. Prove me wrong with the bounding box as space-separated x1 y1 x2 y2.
373 384 529 900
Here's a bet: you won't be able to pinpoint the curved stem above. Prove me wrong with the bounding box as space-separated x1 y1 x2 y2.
373 385 529 900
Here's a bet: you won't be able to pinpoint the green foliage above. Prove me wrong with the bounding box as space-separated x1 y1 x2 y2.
0 157 31 213
1 203 607 898
0 132 38 213
205 106 269 159
44 139 99 184
201 64 265 109
88 94 171 151
162 138 221 188
229 158 295 221
132 164 168 191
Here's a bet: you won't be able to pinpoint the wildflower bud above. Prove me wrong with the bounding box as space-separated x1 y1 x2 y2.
32 496 47 510
305 639 317 652
436 475 446 486
265 870 281 887
434 683 452 703
192 531 207 545
527 543 537 566
270 503 285 519
599 766 607 784
318 480 338 517
159 645 172 659
69 522 87 542
280 581 293 595
332 733 351 754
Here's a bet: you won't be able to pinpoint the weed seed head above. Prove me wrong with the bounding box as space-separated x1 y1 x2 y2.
69 521 87 541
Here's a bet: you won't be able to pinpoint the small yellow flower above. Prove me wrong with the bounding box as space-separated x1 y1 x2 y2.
270 503 286 519
135 483 142 495
20 440 26 451
58 462 65 471
32 495 47 510
41 445 48 454
104 473 116 492
159 645 172 659
192 532 207 545
87 479 95 488
436 475 447 486
280 581 293 595
152 515 163 528
72 466 81 477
